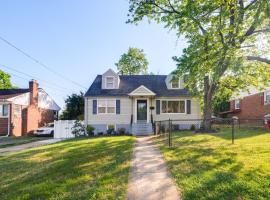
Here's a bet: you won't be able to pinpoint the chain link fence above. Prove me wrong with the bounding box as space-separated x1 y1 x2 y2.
154 118 266 147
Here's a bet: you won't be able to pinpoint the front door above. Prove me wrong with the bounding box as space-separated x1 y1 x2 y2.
137 100 147 121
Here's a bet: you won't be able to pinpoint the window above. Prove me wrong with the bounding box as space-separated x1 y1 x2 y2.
106 77 114 89
161 100 186 113
98 100 116 114
265 91 270 104
171 78 180 89
235 99 240 109
0 104 9 117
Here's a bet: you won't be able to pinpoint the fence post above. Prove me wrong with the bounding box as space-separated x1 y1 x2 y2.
232 119 235 144
169 119 172 147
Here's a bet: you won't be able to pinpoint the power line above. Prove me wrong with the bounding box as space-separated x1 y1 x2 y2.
0 35 87 90
0 63 75 93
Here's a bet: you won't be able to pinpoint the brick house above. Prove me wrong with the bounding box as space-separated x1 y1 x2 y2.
220 88 270 119
0 80 61 136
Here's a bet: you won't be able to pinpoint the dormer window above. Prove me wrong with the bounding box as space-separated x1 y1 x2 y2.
105 77 114 89
171 78 180 89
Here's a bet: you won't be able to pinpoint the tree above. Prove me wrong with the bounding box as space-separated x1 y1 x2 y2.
116 47 149 75
0 70 12 89
60 92 84 120
128 0 270 130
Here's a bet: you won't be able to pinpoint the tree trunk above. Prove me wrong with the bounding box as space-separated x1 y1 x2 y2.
203 76 214 131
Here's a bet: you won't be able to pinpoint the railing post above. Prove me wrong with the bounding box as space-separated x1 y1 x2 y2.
169 119 172 147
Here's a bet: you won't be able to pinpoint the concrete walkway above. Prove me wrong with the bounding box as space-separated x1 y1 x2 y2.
128 137 180 200
0 139 64 155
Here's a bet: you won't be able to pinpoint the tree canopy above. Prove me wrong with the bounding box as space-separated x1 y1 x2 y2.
0 70 13 89
116 47 149 75
128 0 270 129
60 92 84 120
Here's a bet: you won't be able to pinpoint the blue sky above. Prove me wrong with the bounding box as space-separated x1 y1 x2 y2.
0 0 187 108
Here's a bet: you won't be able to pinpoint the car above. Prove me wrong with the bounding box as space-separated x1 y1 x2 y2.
34 123 54 137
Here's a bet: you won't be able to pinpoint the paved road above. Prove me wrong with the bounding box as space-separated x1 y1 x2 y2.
128 137 180 200
0 139 64 155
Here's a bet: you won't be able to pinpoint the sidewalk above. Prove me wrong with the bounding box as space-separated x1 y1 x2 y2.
127 136 180 200
0 139 64 155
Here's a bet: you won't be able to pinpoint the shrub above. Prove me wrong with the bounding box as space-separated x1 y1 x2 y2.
98 132 103 136
107 125 115 135
86 125 95 136
72 120 85 137
190 124 196 131
118 128 126 135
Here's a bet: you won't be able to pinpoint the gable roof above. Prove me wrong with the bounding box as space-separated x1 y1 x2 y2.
129 85 156 96
85 75 191 97
0 89 30 99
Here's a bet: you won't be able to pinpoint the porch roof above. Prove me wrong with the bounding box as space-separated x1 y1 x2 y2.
128 85 156 96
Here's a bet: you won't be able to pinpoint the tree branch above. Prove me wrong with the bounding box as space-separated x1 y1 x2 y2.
247 56 270 64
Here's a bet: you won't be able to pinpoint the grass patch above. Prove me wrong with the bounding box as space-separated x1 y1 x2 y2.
156 128 270 200
0 136 49 148
0 136 134 200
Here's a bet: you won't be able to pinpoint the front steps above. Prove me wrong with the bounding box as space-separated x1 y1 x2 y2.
131 122 154 136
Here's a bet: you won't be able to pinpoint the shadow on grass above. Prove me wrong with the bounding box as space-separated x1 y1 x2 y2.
0 136 134 200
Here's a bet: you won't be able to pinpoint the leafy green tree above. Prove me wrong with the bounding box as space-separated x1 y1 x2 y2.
60 92 84 120
0 70 12 89
116 47 149 75
128 0 270 129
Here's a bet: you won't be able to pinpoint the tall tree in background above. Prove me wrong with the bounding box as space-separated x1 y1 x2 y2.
60 92 84 120
0 70 13 89
116 47 149 75
128 0 270 130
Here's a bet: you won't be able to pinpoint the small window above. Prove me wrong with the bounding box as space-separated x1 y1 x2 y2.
107 100 115 113
171 78 180 89
106 77 114 89
235 99 240 109
97 100 116 114
0 104 9 117
265 91 270 105
98 100 107 114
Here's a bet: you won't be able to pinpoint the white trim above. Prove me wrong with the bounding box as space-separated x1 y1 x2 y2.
160 99 187 114
0 104 10 118
234 99 240 109
129 85 156 96
97 99 116 114
105 76 115 89
170 78 181 89
264 90 270 105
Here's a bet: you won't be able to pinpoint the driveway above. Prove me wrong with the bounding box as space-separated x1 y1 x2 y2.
127 136 180 200
0 138 64 155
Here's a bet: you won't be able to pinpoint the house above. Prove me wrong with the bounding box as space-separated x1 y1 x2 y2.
84 69 201 135
0 80 61 136
220 88 270 119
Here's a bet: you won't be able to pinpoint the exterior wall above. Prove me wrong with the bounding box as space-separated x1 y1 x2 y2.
85 96 201 134
10 104 26 137
228 92 270 119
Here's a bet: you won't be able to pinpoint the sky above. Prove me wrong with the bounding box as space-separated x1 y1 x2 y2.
0 0 187 108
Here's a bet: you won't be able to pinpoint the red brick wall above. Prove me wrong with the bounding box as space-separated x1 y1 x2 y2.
228 92 270 118
0 118 8 136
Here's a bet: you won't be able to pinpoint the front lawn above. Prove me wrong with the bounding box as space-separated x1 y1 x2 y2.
156 128 270 200
0 136 134 200
0 136 49 148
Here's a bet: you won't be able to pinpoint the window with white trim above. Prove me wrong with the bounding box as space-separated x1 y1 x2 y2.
264 91 270 105
171 78 180 89
98 100 116 114
161 100 185 113
105 77 114 89
235 99 240 109
0 104 9 117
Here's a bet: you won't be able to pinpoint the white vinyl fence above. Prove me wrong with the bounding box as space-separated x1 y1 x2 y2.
54 120 77 139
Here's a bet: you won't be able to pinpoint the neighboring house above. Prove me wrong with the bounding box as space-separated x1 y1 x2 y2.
220 88 270 119
0 80 61 136
84 69 201 135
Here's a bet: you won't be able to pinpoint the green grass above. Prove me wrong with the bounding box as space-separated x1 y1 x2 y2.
156 128 270 200
0 136 134 200
0 136 49 148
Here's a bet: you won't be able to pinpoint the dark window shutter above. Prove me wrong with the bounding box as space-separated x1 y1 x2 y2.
156 100 160 115
116 100 121 114
93 100 97 115
187 100 191 114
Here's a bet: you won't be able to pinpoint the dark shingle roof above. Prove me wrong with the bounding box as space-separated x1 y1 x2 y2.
85 75 190 97
0 89 29 99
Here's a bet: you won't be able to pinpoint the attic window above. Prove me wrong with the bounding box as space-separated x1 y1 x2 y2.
171 78 180 89
106 77 114 89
